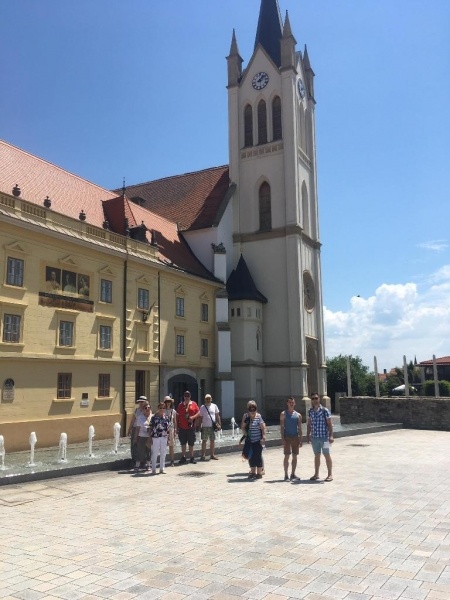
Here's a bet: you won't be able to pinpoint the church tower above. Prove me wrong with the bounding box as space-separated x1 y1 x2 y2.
227 0 328 416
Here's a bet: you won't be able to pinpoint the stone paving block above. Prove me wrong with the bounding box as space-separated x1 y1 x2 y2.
1 431 450 600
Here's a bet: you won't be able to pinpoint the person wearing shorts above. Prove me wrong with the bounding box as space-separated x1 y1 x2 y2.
280 396 302 481
199 394 221 461
176 391 200 464
307 393 334 482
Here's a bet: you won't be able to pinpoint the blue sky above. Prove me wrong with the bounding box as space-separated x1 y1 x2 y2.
2 0 450 371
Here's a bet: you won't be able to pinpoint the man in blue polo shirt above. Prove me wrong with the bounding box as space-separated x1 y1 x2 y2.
306 393 334 482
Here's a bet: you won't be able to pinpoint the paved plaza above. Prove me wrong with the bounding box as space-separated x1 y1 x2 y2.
1 429 450 600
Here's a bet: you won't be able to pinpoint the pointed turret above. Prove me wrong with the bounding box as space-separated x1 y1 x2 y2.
227 29 243 87
227 255 267 303
303 44 315 101
280 10 297 70
254 0 283 68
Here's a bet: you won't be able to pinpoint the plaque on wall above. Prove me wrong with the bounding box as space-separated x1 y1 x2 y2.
2 379 15 402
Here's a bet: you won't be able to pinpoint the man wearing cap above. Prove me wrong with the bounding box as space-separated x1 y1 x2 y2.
176 391 200 464
127 396 148 463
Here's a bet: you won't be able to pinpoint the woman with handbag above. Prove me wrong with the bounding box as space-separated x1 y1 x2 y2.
240 401 266 479
199 394 221 461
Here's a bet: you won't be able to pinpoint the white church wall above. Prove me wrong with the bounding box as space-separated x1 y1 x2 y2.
216 297 228 323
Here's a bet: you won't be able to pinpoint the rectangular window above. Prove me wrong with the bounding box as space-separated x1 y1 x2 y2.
6 257 24 287
3 314 21 343
231 308 234 317
100 279 112 303
237 308 241 317
99 325 112 349
57 373 72 399
176 334 185 355
201 338 209 357
59 321 74 346
176 297 185 317
201 303 208 322
98 374 110 397
138 288 149 310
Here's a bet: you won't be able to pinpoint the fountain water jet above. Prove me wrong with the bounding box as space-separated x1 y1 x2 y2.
230 417 236 439
113 423 121 454
0 435 5 470
29 432 37 466
58 433 68 462
88 425 95 458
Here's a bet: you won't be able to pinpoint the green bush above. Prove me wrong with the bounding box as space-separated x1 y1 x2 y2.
422 380 450 397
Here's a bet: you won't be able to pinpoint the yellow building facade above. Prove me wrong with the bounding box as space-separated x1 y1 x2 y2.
0 189 220 451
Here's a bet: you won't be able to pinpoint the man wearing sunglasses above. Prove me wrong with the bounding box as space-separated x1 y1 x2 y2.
176 391 200 464
307 393 334 481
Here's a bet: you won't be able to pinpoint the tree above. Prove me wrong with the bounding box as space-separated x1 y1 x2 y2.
326 354 371 403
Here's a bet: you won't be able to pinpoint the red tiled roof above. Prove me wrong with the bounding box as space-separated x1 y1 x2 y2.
418 356 450 366
0 139 114 227
103 197 215 280
117 165 231 231
0 139 218 282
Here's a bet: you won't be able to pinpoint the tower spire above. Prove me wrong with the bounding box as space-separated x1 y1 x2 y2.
254 0 283 67
281 10 296 70
303 44 316 101
227 29 243 87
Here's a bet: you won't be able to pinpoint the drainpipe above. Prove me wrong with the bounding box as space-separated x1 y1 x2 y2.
158 271 161 396
122 257 128 432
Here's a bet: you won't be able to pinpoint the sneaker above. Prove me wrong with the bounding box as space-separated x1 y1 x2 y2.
284 474 289 481
178 456 187 465
146 465 152 472
169 461 175 467
190 457 197 464
290 474 300 481
133 467 139 473
159 470 166 474
256 474 263 479
152 470 157 475
200 456 206 461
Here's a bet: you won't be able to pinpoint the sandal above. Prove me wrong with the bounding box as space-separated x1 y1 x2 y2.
325 476 333 482
309 475 319 481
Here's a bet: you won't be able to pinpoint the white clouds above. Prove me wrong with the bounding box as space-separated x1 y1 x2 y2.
324 266 450 370
418 240 448 252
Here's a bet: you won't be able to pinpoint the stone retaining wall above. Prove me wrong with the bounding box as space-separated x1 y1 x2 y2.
340 396 450 431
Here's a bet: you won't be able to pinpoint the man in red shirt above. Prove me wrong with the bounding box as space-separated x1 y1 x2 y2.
176 391 200 464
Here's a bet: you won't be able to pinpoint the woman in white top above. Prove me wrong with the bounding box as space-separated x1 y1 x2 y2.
133 403 152 472
199 394 221 461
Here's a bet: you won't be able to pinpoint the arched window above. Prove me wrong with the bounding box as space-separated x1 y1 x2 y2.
272 96 282 141
301 181 309 235
259 182 272 231
299 104 306 150
244 104 253 147
257 100 267 145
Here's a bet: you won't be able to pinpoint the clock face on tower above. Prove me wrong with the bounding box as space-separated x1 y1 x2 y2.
252 72 269 90
303 271 316 311
297 78 306 99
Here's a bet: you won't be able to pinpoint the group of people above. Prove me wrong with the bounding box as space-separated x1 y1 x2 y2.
239 392 333 481
127 390 334 482
127 391 222 473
